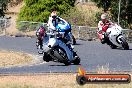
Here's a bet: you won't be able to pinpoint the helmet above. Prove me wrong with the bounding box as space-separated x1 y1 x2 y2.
51 11 57 16
101 14 107 20
39 26 45 36
51 11 57 20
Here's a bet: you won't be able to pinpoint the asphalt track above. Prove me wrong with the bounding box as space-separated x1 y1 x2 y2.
0 36 132 74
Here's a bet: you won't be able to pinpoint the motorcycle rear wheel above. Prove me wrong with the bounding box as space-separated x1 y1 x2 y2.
43 52 52 62
107 40 117 49
73 56 80 65
110 44 117 49
72 35 76 45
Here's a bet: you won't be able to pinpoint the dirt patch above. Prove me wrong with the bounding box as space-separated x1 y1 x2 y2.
0 73 131 88
0 50 33 67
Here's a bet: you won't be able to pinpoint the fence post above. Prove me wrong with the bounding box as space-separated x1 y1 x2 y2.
0 17 11 35
78 26 80 39
4 19 6 35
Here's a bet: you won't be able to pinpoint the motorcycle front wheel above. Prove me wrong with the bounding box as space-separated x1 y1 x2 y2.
43 52 52 62
120 37 129 50
54 46 71 66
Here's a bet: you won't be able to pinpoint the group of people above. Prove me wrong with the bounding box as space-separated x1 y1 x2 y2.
36 8 114 49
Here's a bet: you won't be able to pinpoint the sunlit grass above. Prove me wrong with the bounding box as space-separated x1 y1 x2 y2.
0 50 33 67
0 73 131 88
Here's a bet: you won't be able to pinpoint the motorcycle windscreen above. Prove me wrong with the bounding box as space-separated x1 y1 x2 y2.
56 23 71 32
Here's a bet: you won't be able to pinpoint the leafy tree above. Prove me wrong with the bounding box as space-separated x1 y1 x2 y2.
92 0 110 12
18 0 76 22
0 0 9 17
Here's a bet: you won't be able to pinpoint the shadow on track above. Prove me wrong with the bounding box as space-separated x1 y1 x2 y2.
49 64 81 67
115 47 132 50
73 43 82 45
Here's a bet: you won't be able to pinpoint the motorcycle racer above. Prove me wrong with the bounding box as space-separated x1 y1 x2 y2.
98 13 114 44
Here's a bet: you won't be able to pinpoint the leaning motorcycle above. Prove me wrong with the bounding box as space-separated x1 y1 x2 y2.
43 32 80 65
36 27 80 66
97 24 129 50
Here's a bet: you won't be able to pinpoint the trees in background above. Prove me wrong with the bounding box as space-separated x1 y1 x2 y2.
92 0 132 28
18 0 76 22
0 0 9 17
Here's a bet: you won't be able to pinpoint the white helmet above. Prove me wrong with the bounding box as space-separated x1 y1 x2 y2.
101 14 107 19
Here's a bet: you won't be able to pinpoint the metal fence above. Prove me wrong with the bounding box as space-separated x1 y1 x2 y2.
0 17 11 35
71 25 97 40
17 21 48 32
77 0 91 3
16 21 97 40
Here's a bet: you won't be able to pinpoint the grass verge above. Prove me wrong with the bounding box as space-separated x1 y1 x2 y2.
0 50 33 67
0 73 131 88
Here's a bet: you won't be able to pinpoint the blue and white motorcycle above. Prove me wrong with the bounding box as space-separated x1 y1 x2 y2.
36 25 80 65
43 33 80 65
